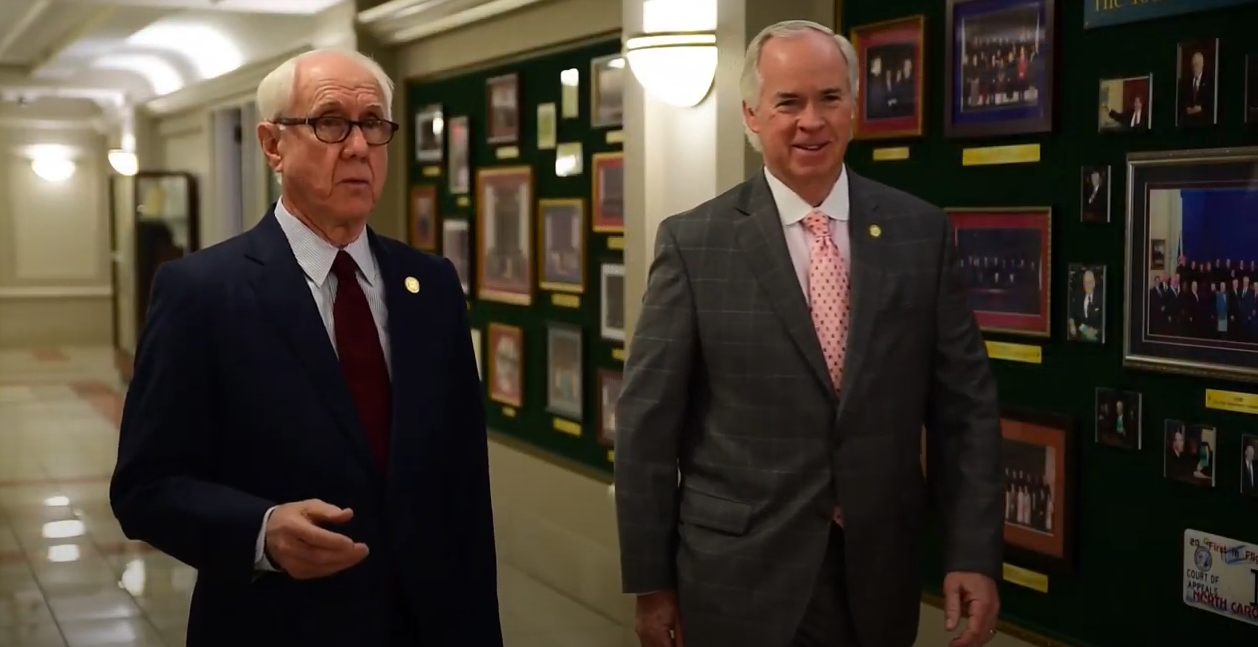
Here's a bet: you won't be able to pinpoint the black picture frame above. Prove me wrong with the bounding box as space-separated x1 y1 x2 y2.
998 404 1078 576
1123 146 1258 382
943 0 1056 138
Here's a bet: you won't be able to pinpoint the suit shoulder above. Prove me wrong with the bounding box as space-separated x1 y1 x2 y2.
154 235 251 286
656 182 746 241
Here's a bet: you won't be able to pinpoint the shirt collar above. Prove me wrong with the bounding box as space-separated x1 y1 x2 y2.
763 164 850 226
273 198 377 288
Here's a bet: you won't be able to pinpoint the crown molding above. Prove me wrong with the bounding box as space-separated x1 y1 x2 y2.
141 41 313 118
0 116 102 131
360 0 551 45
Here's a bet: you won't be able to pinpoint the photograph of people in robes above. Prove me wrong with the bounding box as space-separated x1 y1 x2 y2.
851 15 924 138
950 209 1050 336
946 0 1053 136
1095 388 1141 450
1164 420 1216 487
1066 264 1105 343
1001 440 1055 536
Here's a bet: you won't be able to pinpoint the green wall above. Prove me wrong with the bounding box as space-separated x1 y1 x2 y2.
842 1 1258 645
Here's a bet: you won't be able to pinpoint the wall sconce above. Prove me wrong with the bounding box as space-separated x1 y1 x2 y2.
31 157 75 182
623 0 717 108
108 149 138 176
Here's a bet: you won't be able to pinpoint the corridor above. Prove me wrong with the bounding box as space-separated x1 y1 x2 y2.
0 347 630 647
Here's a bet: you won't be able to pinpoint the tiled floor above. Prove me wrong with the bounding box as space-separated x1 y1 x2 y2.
0 347 628 647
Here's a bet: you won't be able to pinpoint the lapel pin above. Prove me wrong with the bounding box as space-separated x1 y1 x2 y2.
404 277 420 293
869 224 882 238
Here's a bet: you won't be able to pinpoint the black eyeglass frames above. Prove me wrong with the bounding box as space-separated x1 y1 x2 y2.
272 116 400 145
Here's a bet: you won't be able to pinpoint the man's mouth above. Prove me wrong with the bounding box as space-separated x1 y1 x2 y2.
794 143 827 152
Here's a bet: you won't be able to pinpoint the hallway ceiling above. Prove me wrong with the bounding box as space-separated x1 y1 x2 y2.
0 0 342 115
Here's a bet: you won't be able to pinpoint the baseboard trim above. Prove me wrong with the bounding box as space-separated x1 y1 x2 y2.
0 285 112 299
920 592 1080 647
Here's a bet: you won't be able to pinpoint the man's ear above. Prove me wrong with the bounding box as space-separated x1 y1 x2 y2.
741 101 759 135
257 122 282 173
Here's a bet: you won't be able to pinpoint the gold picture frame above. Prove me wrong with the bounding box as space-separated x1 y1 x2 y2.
475 166 534 305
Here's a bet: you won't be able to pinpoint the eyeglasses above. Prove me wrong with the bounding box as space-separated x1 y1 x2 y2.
273 116 399 145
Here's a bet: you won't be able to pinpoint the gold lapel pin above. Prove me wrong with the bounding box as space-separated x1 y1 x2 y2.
869 224 882 238
404 277 420 293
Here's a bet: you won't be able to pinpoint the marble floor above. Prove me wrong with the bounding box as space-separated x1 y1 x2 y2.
0 347 628 647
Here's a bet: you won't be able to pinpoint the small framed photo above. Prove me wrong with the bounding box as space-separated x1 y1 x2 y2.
1080 165 1110 223
415 104 444 163
470 327 482 380
1246 54 1258 125
486 73 520 144
442 219 470 295
591 152 624 233
1066 264 1105 343
1098 75 1151 132
538 198 585 293
947 207 1051 337
596 369 623 447
1176 38 1218 128
555 142 584 177
600 263 625 342
546 322 583 420
1164 420 1216 487
408 184 438 251
590 54 625 128
487 323 524 407
537 103 557 150
999 405 1077 575
475 166 533 305
1241 434 1257 496
944 0 1055 138
850 14 926 140
447 116 470 195
1094 388 1141 450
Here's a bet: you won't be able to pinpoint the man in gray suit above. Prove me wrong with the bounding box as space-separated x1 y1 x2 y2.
614 20 1003 647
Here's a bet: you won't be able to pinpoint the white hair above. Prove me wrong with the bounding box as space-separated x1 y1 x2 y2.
255 47 394 121
740 20 860 152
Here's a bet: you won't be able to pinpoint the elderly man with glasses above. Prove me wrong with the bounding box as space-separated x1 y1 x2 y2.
110 48 501 647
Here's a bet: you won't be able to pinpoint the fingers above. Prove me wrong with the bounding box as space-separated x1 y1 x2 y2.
302 499 354 524
284 542 369 579
943 577 961 631
291 520 356 551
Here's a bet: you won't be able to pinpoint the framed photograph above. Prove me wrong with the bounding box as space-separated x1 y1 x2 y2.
1241 434 1257 496
475 166 533 305
546 322 583 420
1066 264 1105 343
1098 75 1151 132
850 14 926 140
1094 388 1141 450
1163 420 1216 487
1123 147 1258 382
538 198 585 293
1176 38 1218 128
487 323 524 407
999 405 1077 575
414 104 443 163
1080 165 1110 223
590 54 625 128
1246 54 1258 125
600 263 626 342
555 142 584 177
537 103 557 150
947 207 1051 337
944 0 1055 139
592 152 624 233
486 73 520 144
471 327 482 380
408 184 438 251
596 369 622 447
442 219 470 295
447 116 470 195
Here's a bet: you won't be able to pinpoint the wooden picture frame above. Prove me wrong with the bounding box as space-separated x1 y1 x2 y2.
590 54 625 129
1123 146 1258 382
850 14 926 140
537 198 586 293
487 323 524 407
946 207 1052 337
486 73 520 144
408 184 438 251
546 322 583 420
944 0 1055 138
600 263 626 342
596 368 622 447
475 166 534 305
591 152 624 233
999 405 1078 576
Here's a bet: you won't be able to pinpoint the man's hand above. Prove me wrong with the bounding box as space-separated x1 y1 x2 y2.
635 590 683 647
264 499 369 579
943 571 999 647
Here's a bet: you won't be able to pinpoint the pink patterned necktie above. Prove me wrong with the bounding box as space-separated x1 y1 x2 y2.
803 210 850 392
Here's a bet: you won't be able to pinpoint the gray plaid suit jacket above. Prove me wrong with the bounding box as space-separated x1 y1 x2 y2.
614 170 1003 647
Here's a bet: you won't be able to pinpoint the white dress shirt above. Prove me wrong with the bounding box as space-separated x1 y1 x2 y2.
762 165 852 306
254 199 393 572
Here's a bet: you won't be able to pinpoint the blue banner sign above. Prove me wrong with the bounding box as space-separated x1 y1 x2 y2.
1085 0 1258 29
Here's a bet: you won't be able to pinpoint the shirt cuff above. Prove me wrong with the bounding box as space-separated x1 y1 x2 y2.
254 505 280 572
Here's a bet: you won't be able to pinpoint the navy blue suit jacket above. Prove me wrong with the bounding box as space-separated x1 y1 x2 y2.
110 209 501 647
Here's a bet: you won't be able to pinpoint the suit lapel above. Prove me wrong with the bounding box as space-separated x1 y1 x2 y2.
245 212 374 473
734 176 835 396
836 174 886 404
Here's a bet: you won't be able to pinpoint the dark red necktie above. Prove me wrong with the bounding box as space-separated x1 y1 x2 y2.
330 250 392 474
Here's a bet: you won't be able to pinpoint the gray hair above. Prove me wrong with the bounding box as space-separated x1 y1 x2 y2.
255 47 394 121
740 20 860 152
